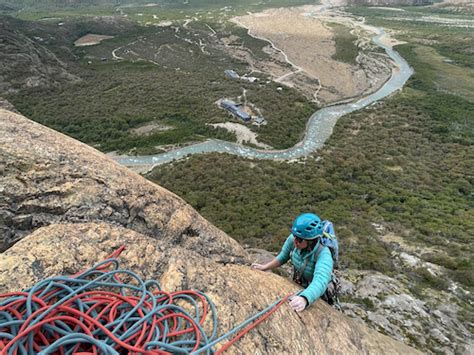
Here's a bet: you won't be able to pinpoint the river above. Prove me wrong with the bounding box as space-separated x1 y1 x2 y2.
113 17 413 169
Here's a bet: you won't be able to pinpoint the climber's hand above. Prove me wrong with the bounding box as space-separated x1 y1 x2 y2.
289 296 307 312
251 263 266 271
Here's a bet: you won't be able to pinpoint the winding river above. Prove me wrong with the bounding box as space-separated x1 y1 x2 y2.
114 23 413 169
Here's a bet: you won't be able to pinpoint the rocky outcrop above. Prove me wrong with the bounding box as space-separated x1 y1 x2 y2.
0 97 18 113
434 0 474 9
0 108 420 353
249 245 474 354
340 270 473 354
0 222 423 354
0 108 241 259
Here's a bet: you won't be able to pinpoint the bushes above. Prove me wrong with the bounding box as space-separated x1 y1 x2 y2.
451 259 474 288
413 267 450 291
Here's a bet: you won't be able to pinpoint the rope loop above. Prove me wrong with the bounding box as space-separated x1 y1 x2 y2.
0 246 290 354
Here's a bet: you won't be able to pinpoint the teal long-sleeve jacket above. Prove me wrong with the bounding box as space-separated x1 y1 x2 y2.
276 235 333 306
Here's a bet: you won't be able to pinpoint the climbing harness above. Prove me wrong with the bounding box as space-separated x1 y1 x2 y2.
320 272 342 311
0 246 290 354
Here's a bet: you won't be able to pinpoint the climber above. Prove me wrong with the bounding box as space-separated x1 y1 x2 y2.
251 213 333 312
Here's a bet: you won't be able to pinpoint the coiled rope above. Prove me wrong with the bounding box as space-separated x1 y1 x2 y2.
0 246 291 354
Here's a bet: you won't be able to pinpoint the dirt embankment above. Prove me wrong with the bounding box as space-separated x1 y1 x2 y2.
235 6 394 104
209 122 272 149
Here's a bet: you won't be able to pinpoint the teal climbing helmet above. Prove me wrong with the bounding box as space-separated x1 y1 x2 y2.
292 213 322 240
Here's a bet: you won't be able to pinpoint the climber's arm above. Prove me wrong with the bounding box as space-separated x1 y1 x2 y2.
251 235 294 271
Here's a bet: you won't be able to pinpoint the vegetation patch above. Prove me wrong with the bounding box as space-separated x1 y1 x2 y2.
328 22 359 65
340 296 376 311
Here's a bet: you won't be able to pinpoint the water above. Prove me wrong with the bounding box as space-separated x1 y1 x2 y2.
114 28 413 168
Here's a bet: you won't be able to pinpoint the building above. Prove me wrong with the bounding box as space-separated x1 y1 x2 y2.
241 76 257 83
224 70 239 79
220 99 236 109
219 99 251 122
230 107 250 121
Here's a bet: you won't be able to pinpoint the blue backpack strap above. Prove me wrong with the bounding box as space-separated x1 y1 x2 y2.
321 220 339 268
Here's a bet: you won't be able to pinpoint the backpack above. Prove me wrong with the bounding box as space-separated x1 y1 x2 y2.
318 220 341 309
318 220 339 269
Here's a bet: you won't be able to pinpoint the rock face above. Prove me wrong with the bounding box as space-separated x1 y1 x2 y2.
0 108 239 257
0 108 421 353
0 97 18 113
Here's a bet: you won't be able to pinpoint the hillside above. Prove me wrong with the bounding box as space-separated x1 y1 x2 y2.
0 17 79 95
347 0 431 5
0 0 153 9
0 15 139 95
0 108 421 353
0 0 317 13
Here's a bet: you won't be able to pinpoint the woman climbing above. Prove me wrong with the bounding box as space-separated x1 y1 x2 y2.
251 213 334 312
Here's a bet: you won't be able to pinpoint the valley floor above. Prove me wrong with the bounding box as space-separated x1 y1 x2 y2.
235 5 392 104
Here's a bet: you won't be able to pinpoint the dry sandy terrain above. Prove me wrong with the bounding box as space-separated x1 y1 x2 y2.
369 6 406 11
74 34 114 47
130 122 173 136
235 5 394 104
209 122 272 149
